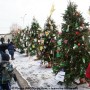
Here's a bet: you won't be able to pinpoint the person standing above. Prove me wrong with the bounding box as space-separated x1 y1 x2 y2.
7 39 10 44
8 42 15 60
0 52 13 90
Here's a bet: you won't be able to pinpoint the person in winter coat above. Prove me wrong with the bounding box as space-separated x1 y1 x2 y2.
8 42 15 60
0 52 14 90
0 38 8 53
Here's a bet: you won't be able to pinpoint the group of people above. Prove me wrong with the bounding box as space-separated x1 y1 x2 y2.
0 38 16 90
0 38 15 60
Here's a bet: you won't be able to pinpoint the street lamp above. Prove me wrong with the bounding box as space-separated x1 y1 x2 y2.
21 14 27 28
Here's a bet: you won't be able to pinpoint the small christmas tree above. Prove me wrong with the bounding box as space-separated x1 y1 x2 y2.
12 29 24 53
53 2 90 85
18 30 25 53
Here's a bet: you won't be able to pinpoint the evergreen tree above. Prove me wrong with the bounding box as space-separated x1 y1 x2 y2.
12 30 22 51
18 30 25 53
53 2 90 85
28 18 41 56
41 17 58 67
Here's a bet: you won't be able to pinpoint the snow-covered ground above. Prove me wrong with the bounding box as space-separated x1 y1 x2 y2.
10 51 90 90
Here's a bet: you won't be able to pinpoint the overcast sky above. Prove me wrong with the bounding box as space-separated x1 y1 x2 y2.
0 0 90 34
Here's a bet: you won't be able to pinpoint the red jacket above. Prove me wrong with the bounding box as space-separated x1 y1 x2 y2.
86 63 90 79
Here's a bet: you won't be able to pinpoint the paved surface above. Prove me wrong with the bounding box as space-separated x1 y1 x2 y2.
14 68 31 90
13 68 90 90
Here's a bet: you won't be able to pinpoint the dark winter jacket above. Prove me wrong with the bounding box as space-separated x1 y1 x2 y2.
0 43 8 53
1 52 10 61
8 43 15 51
0 62 13 84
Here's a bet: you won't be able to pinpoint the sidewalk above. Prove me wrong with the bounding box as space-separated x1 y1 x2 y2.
10 52 90 90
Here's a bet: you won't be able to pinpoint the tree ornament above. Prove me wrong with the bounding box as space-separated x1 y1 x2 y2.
78 43 80 46
75 23 78 28
82 58 85 63
66 25 69 32
75 31 80 35
57 40 62 45
54 36 56 40
44 46 46 49
51 39 55 43
82 36 84 41
52 34 55 37
50 50 53 54
45 31 49 36
58 32 62 35
56 53 60 57
40 46 43 51
41 40 44 44
34 39 37 42
73 44 78 49
26 37 28 40
38 40 40 43
32 45 35 48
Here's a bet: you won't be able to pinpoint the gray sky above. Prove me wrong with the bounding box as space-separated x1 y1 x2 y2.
0 0 90 34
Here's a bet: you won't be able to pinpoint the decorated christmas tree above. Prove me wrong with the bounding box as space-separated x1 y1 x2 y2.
12 27 30 54
12 29 22 51
21 27 31 55
17 29 25 53
41 17 58 67
53 2 90 85
28 18 41 56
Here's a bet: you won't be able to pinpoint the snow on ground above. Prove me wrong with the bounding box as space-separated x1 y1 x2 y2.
10 52 90 90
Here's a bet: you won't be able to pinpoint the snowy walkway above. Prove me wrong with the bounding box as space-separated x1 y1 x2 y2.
10 52 90 90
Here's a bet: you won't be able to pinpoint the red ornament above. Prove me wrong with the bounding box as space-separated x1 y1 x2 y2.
78 43 80 46
85 63 90 79
51 39 55 43
75 31 80 35
58 32 62 35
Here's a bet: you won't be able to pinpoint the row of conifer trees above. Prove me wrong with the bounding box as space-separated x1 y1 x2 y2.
12 2 90 86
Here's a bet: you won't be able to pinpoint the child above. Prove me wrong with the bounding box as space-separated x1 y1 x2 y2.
8 42 15 60
0 52 16 90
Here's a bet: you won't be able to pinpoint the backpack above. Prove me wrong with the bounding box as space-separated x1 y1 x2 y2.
1 52 10 61
0 62 13 84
